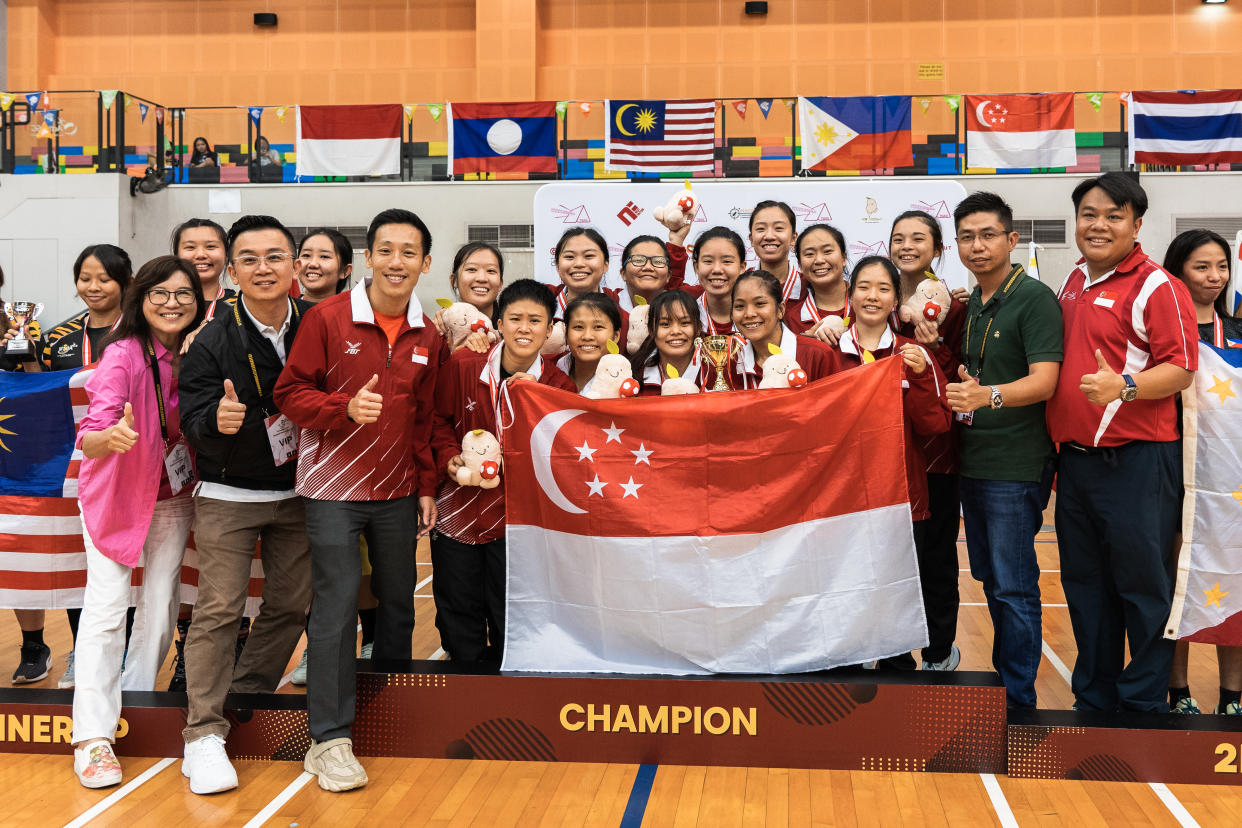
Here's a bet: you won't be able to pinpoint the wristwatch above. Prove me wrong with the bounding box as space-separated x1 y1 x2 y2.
1120 374 1138 402
989 385 1003 410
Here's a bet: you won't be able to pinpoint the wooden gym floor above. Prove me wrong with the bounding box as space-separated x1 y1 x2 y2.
4 501 1242 826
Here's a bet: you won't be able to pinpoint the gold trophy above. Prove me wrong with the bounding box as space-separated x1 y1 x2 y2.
698 335 742 392
3 301 44 359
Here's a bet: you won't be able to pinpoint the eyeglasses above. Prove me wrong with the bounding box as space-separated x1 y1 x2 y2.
955 231 1007 245
625 255 669 268
145 288 198 306
233 252 293 269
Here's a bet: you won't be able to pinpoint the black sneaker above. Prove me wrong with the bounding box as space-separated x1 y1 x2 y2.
167 642 187 692
12 643 52 684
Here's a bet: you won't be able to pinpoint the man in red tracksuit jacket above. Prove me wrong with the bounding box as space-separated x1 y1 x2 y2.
430 279 575 664
273 208 442 793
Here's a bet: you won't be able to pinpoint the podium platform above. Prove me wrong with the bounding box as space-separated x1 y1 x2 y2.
0 661 1006 774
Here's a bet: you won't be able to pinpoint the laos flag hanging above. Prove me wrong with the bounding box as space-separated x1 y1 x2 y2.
448 102 558 175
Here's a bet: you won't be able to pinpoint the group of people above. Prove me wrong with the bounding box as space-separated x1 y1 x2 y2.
0 172 1234 797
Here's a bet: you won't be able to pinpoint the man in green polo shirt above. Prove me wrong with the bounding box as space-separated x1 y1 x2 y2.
944 191 1063 709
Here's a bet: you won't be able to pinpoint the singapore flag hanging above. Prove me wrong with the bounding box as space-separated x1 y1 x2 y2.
964 93 1077 170
501 356 928 675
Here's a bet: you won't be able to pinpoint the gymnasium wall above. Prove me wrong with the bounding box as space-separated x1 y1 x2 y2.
6 171 1242 328
7 0 1239 108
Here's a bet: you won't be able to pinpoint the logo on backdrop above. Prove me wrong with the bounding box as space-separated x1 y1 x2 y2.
912 199 952 219
617 201 643 227
551 204 591 224
794 203 833 223
850 240 890 258
862 196 882 223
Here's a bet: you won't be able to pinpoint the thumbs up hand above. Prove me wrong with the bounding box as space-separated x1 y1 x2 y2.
217 378 247 435
946 364 990 413
347 374 383 424
108 402 139 454
1079 348 1126 406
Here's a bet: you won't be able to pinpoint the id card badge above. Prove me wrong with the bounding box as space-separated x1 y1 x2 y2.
265 412 299 466
163 441 194 495
955 410 974 426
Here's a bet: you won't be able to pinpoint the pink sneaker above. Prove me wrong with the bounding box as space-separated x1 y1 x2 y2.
74 740 122 788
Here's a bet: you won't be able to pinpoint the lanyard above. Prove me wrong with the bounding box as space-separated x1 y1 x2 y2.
1214 312 1225 348
556 289 568 317
781 265 802 302
699 294 734 336
964 267 1022 376
232 299 299 399
204 284 227 321
144 340 170 444
801 292 827 325
81 316 120 367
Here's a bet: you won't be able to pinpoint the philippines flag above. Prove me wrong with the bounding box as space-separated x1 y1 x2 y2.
605 99 716 173
798 96 913 172
965 93 1076 170
1167 343 1242 645
1129 90 1242 166
295 104 402 177
501 357 927 674
447 101 558 175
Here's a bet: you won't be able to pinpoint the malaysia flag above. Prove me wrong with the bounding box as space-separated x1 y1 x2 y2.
964 93 1076 170
1129 90 1242 166
798 96 913 172
501 357 928 675
605 99 717 173
448 101 558 175
295 104 402 177
1167 343 1242 645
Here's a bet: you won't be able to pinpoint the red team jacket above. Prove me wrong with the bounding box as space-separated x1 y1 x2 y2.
835 327 953 520
431 345 575 544
895 298 965 476
273 280 443 501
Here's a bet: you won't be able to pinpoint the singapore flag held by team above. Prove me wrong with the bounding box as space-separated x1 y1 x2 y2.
500 356 928 675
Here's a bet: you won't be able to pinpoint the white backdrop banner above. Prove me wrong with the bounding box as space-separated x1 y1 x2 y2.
531 180 970 292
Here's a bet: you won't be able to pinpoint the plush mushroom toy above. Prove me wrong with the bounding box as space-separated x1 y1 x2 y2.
456 428 502 489
757 343 808 389
583 340 642 399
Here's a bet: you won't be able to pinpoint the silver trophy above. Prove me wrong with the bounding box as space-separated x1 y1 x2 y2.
4 301 44 359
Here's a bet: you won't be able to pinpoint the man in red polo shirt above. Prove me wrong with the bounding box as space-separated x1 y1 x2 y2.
1048 172 1197 713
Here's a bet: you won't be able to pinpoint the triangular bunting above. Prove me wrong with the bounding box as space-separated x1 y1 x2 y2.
0 94 13 113
100 90 117 111
139 102 149 123
731 100 747 119
756 98 773 118
24 92 41 110
943 95 961 112
426 104 443 122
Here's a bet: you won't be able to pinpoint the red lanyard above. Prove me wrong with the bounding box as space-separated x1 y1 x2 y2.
780 265 801 302
699 294 732 336
204 284 226 321
81 316 119 367
1214 312 1224 348
801 293 823 324
556 289 568 316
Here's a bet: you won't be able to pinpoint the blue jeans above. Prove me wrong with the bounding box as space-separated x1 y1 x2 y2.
960 473 1050 708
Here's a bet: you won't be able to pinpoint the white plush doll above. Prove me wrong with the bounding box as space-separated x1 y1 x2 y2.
626 295 650 354
583 341 642 399
898 274 951 327
456 428 502 489
660 363 699 396
436 298 496 348
757 343 809 389
652 182 698 231
540 319 567 356
808 314 848 341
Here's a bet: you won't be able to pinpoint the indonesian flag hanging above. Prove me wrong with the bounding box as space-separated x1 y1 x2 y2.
295 104 402 177
501 357 927 675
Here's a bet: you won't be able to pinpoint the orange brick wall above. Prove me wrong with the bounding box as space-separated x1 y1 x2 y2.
8 0 1239 106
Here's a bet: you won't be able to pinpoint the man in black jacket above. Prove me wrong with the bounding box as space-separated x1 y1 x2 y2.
178 215 312 795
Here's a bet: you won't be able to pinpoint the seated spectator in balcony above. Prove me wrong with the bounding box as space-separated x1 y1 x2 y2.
190 137 217 168
254 136 282 167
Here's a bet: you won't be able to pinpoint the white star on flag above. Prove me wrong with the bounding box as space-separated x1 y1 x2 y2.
586 474 607 497
603 422 625 444
575 440 597 462
631 443 653 465
620 477 643 498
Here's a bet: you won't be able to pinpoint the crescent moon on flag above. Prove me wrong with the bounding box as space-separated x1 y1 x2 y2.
530 407 588 514
975 99 992 127
615 103 638 137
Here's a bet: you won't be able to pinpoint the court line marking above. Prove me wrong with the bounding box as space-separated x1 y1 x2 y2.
979 773 1019 828
1040 640 1074 686
63 756 176 828
431 647 446 660
415 573 433 591
242 771 314 828
618 764 658 828
1148 782 1202 828
964 602 1067 608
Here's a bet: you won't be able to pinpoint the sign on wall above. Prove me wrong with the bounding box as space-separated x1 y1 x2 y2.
532 180 970 292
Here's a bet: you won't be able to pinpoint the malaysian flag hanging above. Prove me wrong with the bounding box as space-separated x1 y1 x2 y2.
605 99 716 173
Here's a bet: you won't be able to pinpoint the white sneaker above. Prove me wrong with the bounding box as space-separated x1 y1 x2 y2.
74 740 122 789
58 651 76 689
304 737 368 792
922 644 961 671
290 650 308 686
182 734 238 795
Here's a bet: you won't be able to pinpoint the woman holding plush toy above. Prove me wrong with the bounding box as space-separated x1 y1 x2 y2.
888 210 968 673
429 279 575 663
787 223 850 341
630 290 706 396
560 293 624 394
726 270 841 390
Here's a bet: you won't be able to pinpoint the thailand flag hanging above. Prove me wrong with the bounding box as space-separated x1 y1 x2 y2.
501 356 927 675
447 102 558 175
295 104 402 177
1129 90 1242 166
